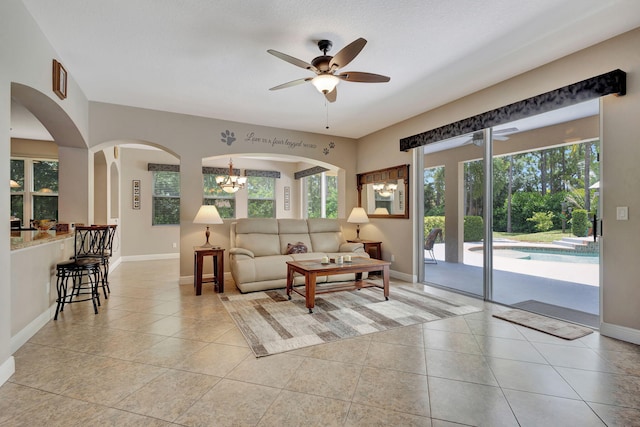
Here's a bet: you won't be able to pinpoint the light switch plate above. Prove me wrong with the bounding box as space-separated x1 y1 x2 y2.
616 206 628 220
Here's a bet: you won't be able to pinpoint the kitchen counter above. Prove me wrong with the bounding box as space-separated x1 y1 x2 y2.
10 230 73 251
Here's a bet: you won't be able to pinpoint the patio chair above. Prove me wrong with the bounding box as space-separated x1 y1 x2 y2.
424 227 443 264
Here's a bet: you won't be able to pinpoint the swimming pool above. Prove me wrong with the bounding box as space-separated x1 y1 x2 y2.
493 248 599 264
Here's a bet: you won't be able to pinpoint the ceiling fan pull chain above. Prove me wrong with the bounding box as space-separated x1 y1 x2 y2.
325 100 330 129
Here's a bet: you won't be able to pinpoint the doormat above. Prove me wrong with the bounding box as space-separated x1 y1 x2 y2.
220 285 482 357
512 300 599 329
493 309 593 340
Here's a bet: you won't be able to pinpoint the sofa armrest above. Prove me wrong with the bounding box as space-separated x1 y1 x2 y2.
230 247 255 258
339 242 364 253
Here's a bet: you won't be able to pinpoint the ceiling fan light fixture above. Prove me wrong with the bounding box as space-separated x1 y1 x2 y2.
311 74 339 94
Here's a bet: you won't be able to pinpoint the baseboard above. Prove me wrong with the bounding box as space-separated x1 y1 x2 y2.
110 257 122 271
390 269 416 283
121 253 180 262
0 356 15 387
599 322 640 345
10 305 54 354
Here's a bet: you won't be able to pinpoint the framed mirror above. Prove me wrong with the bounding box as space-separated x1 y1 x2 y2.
357 164 409 219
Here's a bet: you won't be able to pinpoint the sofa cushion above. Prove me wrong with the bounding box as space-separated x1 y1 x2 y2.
236 218 278 234
278 219 309 234
234 218 280 257
307 218 343 253
307 218 341 233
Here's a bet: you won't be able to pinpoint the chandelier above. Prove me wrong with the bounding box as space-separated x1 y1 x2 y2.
216 160 247 193
372 182 397 198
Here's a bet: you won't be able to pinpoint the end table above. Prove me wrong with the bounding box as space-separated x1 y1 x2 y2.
193 246 225 295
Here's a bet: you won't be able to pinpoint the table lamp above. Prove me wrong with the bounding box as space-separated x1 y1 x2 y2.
193 205 223 247
347 207 369 241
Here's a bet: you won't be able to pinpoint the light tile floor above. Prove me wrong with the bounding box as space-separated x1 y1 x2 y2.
2 259 640 426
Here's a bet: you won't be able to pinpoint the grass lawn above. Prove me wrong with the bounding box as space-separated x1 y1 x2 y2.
493 229 574 243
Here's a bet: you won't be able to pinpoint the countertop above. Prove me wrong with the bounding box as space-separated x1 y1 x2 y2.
10 230 73 251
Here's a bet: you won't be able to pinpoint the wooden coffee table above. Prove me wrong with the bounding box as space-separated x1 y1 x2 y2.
286 257 391 313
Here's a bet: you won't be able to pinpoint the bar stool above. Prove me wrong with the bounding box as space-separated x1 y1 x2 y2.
101 224 118 294
75 225 111 298
54 226 107 320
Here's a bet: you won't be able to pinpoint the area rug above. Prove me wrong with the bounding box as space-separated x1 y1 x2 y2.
493 309 593 340
220 286 482 357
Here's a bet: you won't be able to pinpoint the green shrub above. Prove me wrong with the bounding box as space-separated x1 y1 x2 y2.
571 209 589 237
464 216 483 242
424 216 445 241
527 211 555 232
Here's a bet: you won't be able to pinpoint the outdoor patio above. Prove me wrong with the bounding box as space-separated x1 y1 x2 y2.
424 242 600 328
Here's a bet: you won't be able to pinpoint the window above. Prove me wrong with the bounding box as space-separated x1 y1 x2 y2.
247 176 275 218
32 160 59 220
305 172 338 218
203 174 236 218
152 170 180 225
10 159 25 223
10 158 59 224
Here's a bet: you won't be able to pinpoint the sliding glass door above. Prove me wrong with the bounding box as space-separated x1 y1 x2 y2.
490 101 601 327
422 130 485 297
422 100 601 326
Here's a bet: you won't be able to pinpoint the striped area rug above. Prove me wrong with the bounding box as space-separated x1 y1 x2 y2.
220 285 482 357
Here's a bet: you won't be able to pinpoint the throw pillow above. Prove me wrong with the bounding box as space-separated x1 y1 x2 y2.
286 242 308 254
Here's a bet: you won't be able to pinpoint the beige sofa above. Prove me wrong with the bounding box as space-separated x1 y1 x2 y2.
229 218 369 293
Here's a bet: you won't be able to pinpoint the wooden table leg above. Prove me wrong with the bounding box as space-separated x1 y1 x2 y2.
216 253 224 293
195 252 204 296
382 265 390 300
306 272 316 313
286 265 293 300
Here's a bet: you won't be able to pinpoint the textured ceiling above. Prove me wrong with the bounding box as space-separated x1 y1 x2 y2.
15 0 640 140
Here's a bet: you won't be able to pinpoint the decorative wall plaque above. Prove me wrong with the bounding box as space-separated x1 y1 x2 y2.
132 179 141 210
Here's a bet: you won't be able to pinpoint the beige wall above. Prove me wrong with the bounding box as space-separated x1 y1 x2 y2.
1 0 90 384
119 146 181 258
2 0 640 388
359 27 640 342
11 138 58 158
10 237 74 337
88 102 360 279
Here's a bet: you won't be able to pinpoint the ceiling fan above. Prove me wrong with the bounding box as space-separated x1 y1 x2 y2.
267 38 390 103
466 127 519 146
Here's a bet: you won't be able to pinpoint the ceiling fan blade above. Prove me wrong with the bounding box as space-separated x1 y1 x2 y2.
269 77 312 91
494 127 518 134
325 87 337 103
337 71 390 83
329 38 367 70
267 49 319 73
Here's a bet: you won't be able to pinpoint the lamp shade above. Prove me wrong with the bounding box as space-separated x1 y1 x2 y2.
10 179 19 188
347 207 369 224
311 74 340 94
373 207 389 215
193 205 223 225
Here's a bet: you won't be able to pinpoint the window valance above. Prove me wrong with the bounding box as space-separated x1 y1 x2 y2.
202 167 280 179
294 166 329 180
400 69 626 152
148 163 179 172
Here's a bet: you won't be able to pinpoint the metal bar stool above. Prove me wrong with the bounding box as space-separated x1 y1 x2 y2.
100 224 118 294
54 226 108 320
74 225 111 299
